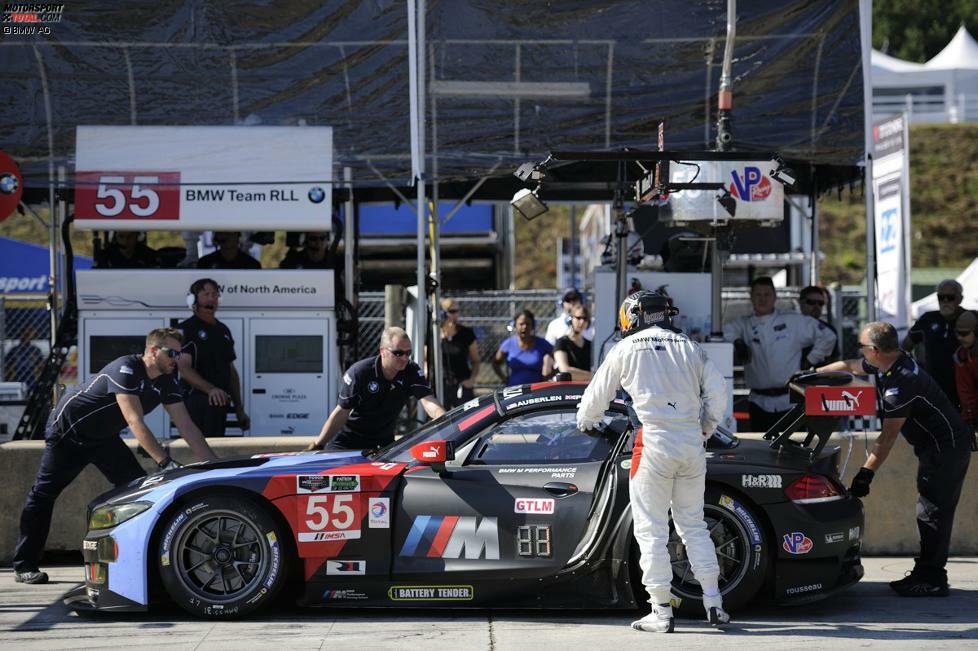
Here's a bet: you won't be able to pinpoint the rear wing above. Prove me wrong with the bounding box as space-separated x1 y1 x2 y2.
763 371 876 460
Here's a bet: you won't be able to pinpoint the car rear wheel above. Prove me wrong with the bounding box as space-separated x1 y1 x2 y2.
158 496 286 618
631 487 769 615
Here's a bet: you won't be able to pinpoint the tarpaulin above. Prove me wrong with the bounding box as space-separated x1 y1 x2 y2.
0 0 864 200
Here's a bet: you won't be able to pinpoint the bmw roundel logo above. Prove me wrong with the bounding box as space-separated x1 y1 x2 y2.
308 186 325 204
198 329 207 341
367 380 380 393
0 173 18 195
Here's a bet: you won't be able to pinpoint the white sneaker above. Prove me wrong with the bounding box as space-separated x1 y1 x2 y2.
702 594 730 627
631 604 674 633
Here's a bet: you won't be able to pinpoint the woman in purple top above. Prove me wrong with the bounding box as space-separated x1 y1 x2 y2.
492 309 554 386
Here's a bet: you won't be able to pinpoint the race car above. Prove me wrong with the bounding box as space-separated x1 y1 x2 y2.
66 379 864 619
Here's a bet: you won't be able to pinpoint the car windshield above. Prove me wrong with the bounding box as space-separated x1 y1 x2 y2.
371 401 484 462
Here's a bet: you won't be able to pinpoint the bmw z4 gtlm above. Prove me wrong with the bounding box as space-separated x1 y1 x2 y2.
67 381 864 618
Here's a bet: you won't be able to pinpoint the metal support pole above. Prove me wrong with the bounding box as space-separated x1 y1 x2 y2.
710 232 727 338
864 154 876 321
809 168 819 284
343 166 355 307
569 205 577 290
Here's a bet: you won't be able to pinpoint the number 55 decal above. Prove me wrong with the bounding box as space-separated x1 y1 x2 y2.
298 494 362 542
75 171 181 221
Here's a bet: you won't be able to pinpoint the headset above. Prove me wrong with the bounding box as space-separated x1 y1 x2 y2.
187 278 220 310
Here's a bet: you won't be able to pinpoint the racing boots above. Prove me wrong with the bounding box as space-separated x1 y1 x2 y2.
631 603 674 633
702 593 731 627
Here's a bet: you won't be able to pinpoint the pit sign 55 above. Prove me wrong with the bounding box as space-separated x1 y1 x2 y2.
298 494 362 542
75 172 181 221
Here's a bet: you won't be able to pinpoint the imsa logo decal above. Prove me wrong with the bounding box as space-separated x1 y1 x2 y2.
399 516 499 560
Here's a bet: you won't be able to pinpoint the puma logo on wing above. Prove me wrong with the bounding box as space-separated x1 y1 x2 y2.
667 402 677 410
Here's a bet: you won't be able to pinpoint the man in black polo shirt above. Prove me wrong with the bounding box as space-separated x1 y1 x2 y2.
819 321 974 597
903 279 966 407
12 328 218 585
178 278 250 437
305 326 446 451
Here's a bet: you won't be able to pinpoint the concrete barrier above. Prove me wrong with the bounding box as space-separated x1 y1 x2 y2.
1 432 975 563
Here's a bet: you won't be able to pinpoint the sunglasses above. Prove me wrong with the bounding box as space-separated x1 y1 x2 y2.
956 330 974 337
858 343 876 351
387 348 411 358
804 299 825 307
572 315 588 320
446 308 459 314
938 294 960 302
158 346 182 359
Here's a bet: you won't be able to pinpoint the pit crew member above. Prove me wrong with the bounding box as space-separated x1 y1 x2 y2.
819 321 973 597
11 328 218 585
723 276 836 431
306 326 445 451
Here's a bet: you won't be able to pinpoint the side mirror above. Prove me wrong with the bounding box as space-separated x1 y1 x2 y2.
409 440 455 474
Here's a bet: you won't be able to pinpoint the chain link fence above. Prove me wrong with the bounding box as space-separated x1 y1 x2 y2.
0 295 54 441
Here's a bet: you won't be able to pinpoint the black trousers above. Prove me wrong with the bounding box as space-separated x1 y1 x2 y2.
915 443 972 582
186 391 229 437
13 433 145 572
747 402 790 434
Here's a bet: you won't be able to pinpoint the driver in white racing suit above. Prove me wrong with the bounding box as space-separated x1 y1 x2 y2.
576 291 728 633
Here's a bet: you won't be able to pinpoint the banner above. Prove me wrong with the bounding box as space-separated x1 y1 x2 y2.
871 115 912 331
76 270 334 310
666 160 785 222
74 126 333 231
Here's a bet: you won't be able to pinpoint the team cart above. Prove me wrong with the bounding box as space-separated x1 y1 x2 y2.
66 374 866 619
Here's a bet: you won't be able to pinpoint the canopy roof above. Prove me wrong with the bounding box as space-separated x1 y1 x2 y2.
0 0 865 203
926 25 978 70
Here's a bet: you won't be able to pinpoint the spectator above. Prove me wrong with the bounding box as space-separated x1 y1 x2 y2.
493 309 554 386
11 327 218 585
305 326 445 451
197 232 261 269
279 231 336 269
436 297 479 408
4 326 44 390
177 278 250 437
545 288 593 344
798 285 840 363
953 310 978 427
723 276 836 432
98 231 162 269
554 304 593 381
903 279 966 407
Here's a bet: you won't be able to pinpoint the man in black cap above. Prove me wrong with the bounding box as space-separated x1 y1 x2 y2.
545 288 593 345
305 326 446 451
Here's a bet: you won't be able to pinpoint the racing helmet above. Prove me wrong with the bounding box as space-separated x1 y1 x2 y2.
618 290 679 337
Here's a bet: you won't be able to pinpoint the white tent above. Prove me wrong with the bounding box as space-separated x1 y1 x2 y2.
911 256 978 319
871 26 978 123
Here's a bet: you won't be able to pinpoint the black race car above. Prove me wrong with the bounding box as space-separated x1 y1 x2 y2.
66 380 863 618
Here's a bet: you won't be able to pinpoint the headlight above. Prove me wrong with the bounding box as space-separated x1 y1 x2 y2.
88 501 152 530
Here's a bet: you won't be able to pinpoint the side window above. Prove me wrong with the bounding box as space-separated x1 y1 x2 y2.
468 410 619 465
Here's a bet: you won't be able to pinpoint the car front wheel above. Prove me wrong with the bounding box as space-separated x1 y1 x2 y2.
158 495 287 618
